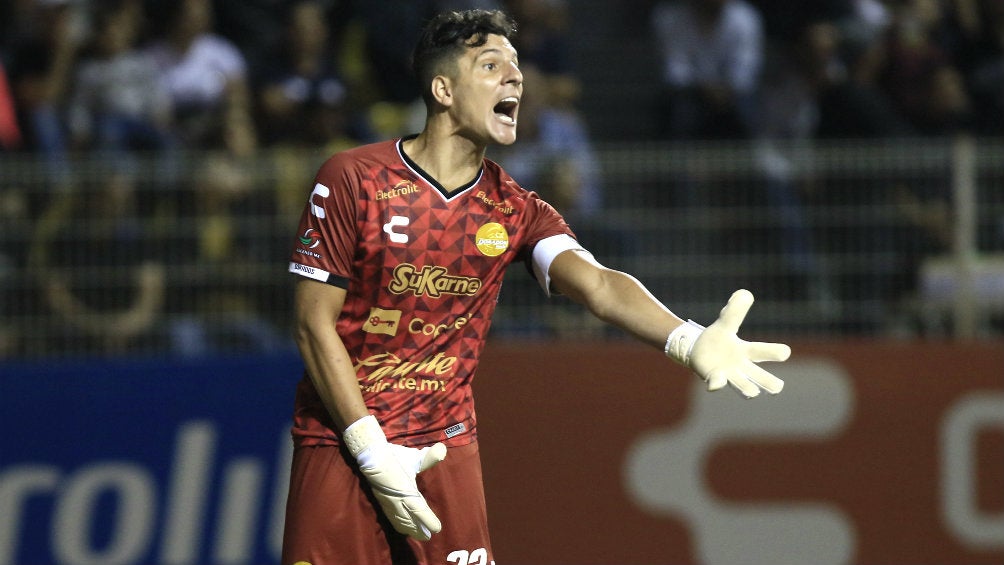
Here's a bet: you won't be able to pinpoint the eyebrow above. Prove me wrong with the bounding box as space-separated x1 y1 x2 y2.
475 47 519 65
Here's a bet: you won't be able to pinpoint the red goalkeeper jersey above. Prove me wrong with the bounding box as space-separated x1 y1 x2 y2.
288 137 575 448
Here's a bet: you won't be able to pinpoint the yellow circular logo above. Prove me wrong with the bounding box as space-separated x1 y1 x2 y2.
475 222 509 257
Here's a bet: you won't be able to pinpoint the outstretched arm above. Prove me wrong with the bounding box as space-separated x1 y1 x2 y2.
547 250 791 397
548 249 685 348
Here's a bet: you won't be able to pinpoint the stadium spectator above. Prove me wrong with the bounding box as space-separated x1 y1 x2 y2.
350 0 435 105
649 0 765 140
788 4 915 138
506 0 580 108
145 0 257 154
208 0 307 79
66 0 178 182
751 26 833 306
747 0 914 139
870 0 974 135
140 0 292 355
506 0 572 74
749 2 907 304
255 0 377 261
255 0 371 149
957 0 1004 135
5 0 86 189
748 0 851 44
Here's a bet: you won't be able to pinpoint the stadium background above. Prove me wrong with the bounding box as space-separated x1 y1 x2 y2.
1 0 1002 563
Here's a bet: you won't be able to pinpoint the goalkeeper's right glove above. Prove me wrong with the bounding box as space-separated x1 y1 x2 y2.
664 289 791 397
343 415 447 541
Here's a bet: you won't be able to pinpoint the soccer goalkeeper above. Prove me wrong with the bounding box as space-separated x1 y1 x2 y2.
282 9 790 565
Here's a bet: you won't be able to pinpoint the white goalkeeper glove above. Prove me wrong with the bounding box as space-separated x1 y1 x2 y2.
342 415 447 541
665 289 791 397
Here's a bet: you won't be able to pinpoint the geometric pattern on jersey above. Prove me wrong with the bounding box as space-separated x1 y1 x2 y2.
289 137 575 448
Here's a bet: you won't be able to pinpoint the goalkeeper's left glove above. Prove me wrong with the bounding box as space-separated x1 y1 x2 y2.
664 289 791 397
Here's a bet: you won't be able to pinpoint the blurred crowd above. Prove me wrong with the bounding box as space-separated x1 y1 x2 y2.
0 0 584 157
649 0 1004 141
3 0 1000 156
0 0 1002 357
645 0 1004 335
0 0 591 357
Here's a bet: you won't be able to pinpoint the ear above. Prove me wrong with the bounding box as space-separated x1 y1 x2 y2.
431 75 453 107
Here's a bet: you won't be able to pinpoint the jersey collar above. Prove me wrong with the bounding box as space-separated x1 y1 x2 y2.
397 135 484 202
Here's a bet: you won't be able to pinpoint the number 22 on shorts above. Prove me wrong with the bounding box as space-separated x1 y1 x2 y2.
447 547 492 565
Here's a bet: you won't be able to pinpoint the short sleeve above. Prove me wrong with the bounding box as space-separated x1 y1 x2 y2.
288 154 361 287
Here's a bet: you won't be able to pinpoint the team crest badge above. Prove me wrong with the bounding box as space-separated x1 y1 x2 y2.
475 222 509 257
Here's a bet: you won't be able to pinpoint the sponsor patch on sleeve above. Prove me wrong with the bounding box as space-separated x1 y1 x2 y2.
288 262 330 282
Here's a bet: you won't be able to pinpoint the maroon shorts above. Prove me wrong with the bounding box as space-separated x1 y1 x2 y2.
281 440 494 565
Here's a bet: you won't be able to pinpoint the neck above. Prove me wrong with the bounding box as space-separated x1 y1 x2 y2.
402 123 486 193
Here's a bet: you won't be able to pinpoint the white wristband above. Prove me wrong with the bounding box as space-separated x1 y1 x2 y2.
343 414 385 458
664 320 705 366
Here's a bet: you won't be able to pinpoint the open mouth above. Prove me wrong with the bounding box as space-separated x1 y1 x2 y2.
493 97 519 124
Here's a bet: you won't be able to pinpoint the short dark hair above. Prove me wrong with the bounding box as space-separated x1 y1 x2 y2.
412 9 518 106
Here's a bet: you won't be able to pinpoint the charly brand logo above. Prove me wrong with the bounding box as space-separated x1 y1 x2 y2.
383 215 410 244
298 228 321 249
388 264 482 297
624 360 856 565
475 222 508 257
309 183 329 219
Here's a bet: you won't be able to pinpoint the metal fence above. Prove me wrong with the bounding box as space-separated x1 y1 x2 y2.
3 137 1003 359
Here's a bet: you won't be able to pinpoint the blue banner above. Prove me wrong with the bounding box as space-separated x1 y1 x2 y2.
0 354 304 565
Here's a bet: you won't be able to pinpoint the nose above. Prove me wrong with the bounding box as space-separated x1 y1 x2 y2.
506 61 523 86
